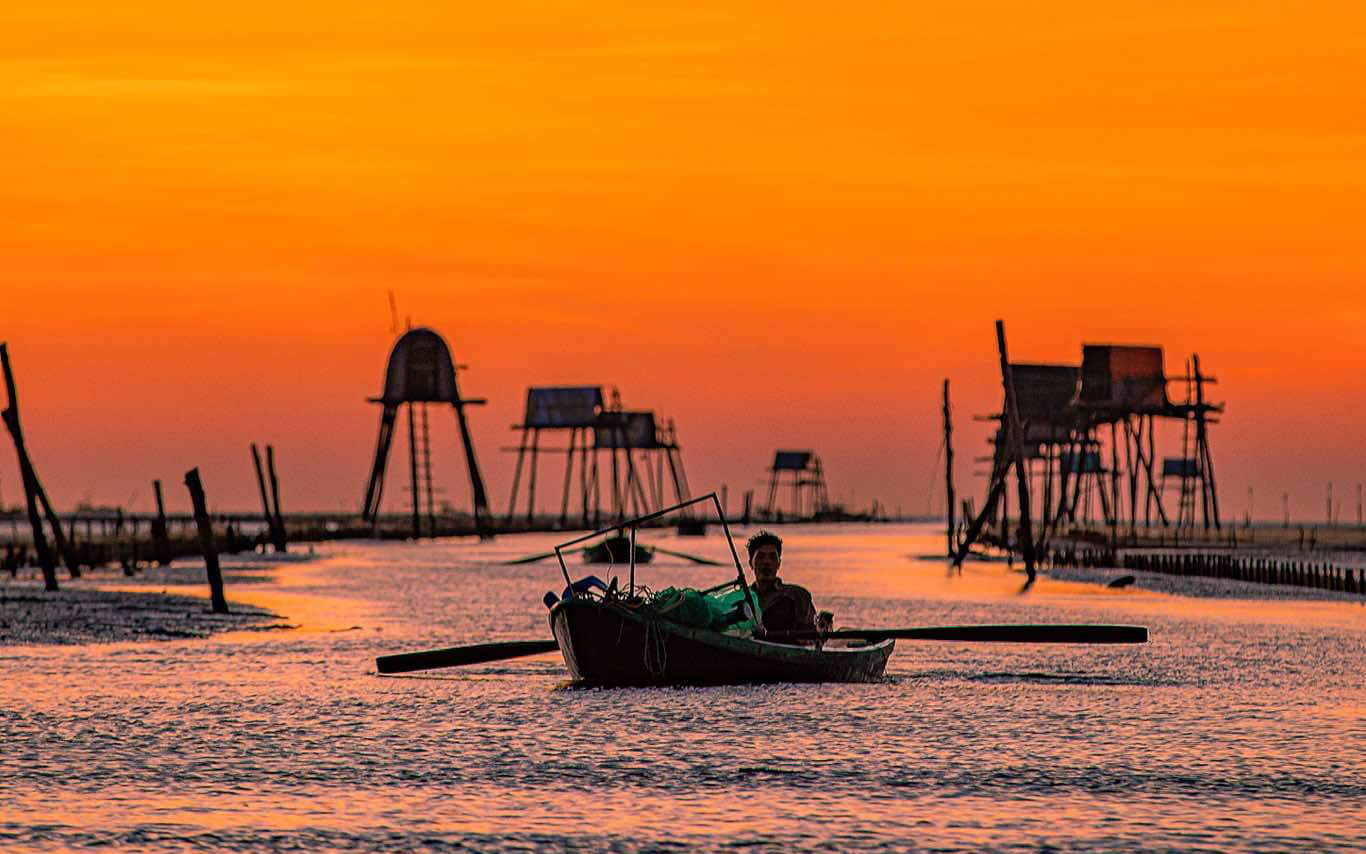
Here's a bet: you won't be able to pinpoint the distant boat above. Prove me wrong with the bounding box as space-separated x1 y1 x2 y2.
582 535 653 565
675 518 707 536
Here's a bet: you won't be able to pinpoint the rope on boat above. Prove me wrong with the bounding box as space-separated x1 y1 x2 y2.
643 618 668 681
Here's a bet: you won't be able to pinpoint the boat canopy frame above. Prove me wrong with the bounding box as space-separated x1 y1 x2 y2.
553 492 750 604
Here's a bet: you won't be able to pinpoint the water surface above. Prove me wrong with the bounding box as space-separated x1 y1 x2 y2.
2 523 1363 852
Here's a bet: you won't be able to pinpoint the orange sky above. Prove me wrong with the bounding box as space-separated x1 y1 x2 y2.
2 2 1365 519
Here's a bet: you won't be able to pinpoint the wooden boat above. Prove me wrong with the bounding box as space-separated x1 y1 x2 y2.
675 518 707 536
548 596 894 686
582 534 653 565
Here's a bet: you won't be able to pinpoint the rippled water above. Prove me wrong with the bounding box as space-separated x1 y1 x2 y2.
2 523 1363 852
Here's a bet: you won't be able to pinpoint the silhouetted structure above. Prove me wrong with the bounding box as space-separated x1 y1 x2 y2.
765 451 829 519
507 386 603 526
955 334 1224 564
360 328 490 537
506 386 692 525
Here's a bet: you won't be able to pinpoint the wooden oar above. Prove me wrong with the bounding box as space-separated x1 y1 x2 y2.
376 639 559 674
766 624 1148 644
502 550 559 565
649 545 725 566
376 624 1147 674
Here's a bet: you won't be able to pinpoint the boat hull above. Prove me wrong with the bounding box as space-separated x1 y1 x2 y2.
549 598 893 686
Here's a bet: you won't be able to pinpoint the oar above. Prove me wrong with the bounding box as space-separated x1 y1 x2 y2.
503 550 560 565
376 639 559 674
766 624 1148 644
649 545 725 566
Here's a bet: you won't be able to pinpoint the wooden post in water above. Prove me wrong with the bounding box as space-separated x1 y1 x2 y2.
1 343 60 590
251 443 272 546
995 321 1036 582
266 445 287 553
35 486 79 577
942 379 956 558
151 479 172 565
0 346 79 577
6 428 57 590
183 467 229 614
251 443 285 552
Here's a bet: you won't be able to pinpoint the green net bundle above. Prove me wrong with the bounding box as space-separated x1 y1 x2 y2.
645 584 761 632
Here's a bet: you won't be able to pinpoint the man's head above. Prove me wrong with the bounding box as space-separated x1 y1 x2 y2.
746 530 783 583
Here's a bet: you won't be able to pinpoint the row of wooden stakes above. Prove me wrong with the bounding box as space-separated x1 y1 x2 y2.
2 341 289 609
1049 546 1364 595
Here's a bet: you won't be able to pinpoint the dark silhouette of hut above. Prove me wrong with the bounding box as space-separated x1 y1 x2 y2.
360 328 490 537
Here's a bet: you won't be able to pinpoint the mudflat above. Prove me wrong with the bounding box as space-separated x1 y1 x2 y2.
0 573 285 645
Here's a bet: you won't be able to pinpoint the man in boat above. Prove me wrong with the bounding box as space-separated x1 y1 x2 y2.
746 531 825 634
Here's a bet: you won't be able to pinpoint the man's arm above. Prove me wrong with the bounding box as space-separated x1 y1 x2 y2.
792 585 818 632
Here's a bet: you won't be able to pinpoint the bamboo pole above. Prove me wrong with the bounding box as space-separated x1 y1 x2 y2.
506 426 529 521
952 414 1011 567
995 321 1035 582
250 444 276 548
406 405 421 538
580 428 592 525
943 379 956 557
559 427 578 527
1193 354 1220 529
1110 420 1121 550
266 445 287 552
1 343 59 589
450 398 491 534
526 427 540 524
152 479 172 565
1124 417 1138 536
0 346 78 575
34 485 78 577
183 467 228 614
419 405 435 534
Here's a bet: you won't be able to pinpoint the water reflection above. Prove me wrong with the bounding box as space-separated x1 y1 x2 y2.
1 523 1362 852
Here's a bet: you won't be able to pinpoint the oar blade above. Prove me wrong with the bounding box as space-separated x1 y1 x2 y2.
376 639 560 674
891 624 1148 644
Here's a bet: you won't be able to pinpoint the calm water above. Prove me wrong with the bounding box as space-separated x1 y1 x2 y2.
2 523 1363 852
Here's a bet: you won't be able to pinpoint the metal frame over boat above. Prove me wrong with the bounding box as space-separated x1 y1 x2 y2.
548 493 893 686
